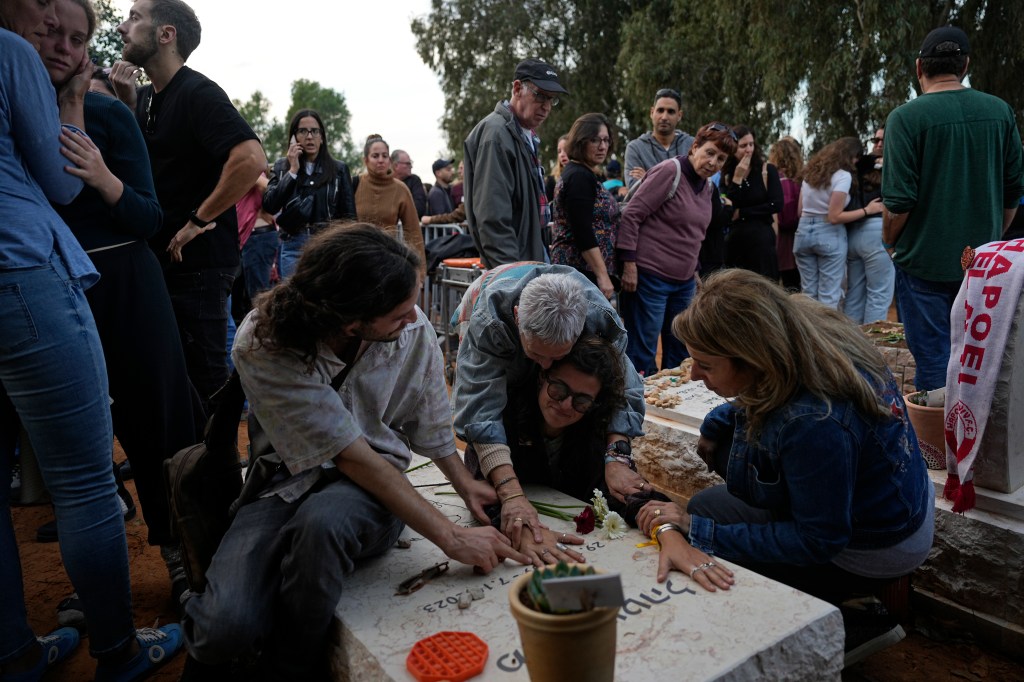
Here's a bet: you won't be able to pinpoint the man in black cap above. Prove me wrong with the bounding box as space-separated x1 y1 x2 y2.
464 58 568 267
427 158 456 216
882 26 1023 391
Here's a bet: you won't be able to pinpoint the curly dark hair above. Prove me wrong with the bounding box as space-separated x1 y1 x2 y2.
250 224 420 366
549 333 626 422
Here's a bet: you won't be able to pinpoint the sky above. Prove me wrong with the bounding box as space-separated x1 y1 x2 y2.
112 0 451 175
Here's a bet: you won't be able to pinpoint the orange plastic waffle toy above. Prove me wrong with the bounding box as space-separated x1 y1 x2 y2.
406 631 488 682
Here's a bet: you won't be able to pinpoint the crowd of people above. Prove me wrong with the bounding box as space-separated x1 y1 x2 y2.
3 0 1022 678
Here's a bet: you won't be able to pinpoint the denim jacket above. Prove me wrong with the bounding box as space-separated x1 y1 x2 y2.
451 264 645 446
690 373 931 566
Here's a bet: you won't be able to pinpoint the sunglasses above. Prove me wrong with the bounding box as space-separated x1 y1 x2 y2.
707 122 739 142
540 371 598 414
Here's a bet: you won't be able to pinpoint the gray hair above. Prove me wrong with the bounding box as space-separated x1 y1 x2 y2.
517 273 587 346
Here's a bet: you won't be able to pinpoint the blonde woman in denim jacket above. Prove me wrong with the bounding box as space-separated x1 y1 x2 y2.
635 270 932 613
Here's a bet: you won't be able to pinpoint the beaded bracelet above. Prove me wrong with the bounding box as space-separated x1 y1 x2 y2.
494 475 518 490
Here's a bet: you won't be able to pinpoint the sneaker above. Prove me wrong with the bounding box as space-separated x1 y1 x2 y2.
56 593 86 631
119 459 133 480
842 597 907 667
35 519 57 544
0 627 80 682
94 624 183 682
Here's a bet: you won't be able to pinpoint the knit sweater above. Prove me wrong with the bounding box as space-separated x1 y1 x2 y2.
355 171 426 273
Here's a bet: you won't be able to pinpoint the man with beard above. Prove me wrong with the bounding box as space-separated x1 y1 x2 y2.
624 88 695 189
110 0 264 416
464 58 568 267
180 225 527 680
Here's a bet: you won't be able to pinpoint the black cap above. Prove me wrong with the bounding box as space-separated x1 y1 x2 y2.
432 158 453 174
514 58 568 95
606 159 622 174
919 26 969 58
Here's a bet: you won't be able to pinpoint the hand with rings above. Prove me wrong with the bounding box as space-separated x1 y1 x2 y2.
518 527 587 568
636 500 688 535
653 530 734 592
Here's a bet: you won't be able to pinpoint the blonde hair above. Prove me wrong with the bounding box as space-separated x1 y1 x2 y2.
769 137 804 182
672 270 890 436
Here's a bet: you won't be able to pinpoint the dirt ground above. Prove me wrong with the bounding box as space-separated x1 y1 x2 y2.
11 428 1024 681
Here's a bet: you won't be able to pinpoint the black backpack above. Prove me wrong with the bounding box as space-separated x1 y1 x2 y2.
164 374 245 591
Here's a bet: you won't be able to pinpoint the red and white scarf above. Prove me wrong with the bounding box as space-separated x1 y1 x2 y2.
943 239 1024 512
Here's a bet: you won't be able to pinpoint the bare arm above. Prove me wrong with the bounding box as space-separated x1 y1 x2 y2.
882 205 910 245
1003 207 1018 234
333 439 528 572
167 139 265 261
827 191 882 225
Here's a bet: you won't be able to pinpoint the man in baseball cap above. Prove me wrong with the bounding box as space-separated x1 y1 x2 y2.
464 58 569 267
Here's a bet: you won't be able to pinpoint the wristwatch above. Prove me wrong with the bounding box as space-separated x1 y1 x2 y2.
604 440 636 470
189 209 213 228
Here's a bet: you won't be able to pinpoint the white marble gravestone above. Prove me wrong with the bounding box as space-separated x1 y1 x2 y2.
330 458 844 681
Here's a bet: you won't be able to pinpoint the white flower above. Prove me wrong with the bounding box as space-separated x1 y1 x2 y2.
590 490 609 522
601 511 627 540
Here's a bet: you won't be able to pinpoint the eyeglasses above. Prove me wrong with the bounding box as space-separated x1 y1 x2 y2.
655 88 682 101
522 82 559 107
707 122 738 142
588 137 611 147
296 128 321 138
541 371 598 414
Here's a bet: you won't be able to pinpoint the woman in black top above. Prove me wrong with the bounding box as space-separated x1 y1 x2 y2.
463 335 669 567
722 125 783 280
264 109 355 278
551 113 620 299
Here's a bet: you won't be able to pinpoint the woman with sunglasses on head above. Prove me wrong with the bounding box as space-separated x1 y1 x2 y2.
551 113 620 300
721 125 784 280
353 134 426 277
463 335 667 567
617 122 736 377
263 109 355 279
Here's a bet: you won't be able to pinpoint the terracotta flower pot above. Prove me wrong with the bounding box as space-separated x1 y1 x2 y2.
905 394 946 469
508 568 618 682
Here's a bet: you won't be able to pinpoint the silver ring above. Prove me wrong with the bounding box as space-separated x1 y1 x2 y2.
541 549 550 556
640 482 646 490
654 509 662 517
514 517 523 523
698 562 716 570
689 566 706 579
560 533 567 541
555 542 568 551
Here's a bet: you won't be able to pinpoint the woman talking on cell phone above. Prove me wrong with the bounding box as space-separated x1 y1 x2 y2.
263 109 356 279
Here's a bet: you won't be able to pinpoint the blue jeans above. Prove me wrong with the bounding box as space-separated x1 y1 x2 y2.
278 231 311 280
619 270 695 376
0 254 133 660
184 475 403 679
894 268 960 391
845 217 895 324
241 229 279 299
794 216 847 309
166 267 236 414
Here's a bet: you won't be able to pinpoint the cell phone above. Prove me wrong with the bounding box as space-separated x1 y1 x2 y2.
290 135 297 146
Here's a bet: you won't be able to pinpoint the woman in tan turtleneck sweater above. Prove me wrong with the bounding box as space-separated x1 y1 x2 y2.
354 135 426 274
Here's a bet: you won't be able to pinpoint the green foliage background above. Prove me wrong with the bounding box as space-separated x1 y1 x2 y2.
411 0 1024 163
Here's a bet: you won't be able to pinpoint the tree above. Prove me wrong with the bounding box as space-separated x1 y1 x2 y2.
233 90 286 159
412 0 640 164
284 80 358 168
414 0 1024 158
91 0 124 68
233 81 357 168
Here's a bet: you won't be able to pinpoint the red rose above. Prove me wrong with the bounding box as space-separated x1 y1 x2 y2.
574 505 596 534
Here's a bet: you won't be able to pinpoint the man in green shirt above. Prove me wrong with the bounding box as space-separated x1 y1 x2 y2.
882 26 1024 391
